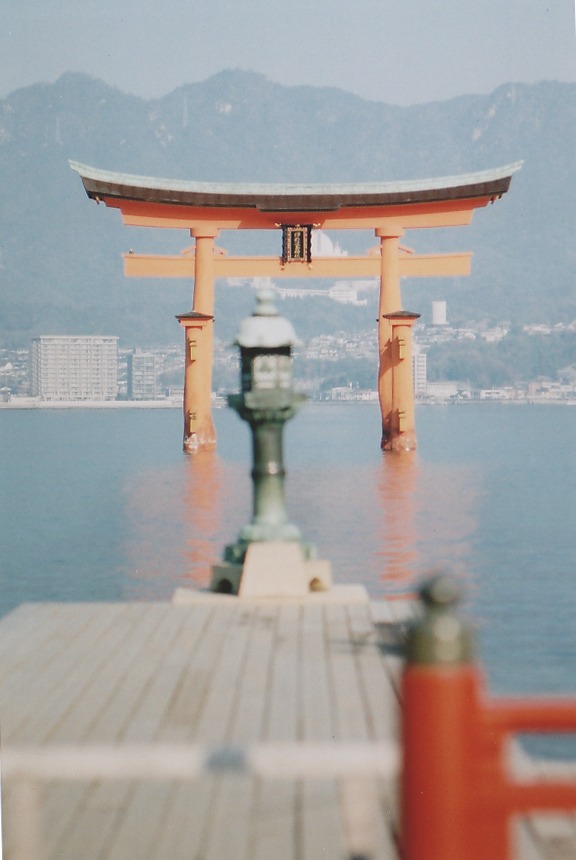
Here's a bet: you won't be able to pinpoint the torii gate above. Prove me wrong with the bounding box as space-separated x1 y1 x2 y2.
70 160 520 452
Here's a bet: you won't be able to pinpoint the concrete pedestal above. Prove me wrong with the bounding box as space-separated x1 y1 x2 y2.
210 541 332 598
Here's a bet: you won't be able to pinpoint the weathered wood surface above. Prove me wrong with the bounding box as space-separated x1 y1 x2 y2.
0 596 574 859
0 597 403 859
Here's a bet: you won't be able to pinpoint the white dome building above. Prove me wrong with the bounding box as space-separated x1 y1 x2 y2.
311 230 347 257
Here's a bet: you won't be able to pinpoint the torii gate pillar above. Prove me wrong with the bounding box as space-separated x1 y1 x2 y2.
382 311 421 451
377 228 404 450
177 310 215 452
176 228 219 451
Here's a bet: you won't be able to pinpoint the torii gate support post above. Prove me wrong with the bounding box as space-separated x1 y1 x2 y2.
383 311 421 451
377 228 403 450
182 228 218 452
177 311 215 452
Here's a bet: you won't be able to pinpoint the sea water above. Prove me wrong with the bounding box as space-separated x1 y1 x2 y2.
1 403 575 712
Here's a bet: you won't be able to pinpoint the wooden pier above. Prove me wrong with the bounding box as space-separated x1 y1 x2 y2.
0 591 574 858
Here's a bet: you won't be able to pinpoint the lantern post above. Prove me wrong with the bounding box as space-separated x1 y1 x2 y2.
210 287 332 597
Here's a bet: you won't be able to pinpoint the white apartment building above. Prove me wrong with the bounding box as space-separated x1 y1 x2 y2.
30 336 118 401
127 349 158 400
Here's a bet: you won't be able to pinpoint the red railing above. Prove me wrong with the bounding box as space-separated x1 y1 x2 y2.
401 577 576 860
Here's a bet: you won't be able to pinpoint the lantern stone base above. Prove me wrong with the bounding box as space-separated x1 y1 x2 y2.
210 541 332 598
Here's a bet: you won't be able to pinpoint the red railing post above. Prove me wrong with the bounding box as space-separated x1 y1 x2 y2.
401 575 484 860
401 574 576 860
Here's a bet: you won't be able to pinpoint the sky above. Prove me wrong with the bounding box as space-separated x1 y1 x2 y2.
3 0 576 105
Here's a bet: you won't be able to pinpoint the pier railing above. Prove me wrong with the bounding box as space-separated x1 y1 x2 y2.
1 741 400 860
402 575 576 860
4 734 576 860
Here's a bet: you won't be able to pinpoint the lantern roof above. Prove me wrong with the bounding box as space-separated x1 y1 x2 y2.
235 288 300 349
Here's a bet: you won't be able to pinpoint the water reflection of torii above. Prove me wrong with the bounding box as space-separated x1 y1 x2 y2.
70 160 521 452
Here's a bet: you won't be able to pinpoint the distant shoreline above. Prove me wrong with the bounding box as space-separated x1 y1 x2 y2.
1 397 575 411
0 399 182 410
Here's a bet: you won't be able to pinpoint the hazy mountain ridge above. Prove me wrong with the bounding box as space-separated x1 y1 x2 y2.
1 70 575 347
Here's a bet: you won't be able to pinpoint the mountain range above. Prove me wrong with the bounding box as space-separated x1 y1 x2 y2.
1 70 575 348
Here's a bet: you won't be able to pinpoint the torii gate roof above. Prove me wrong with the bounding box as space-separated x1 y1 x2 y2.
70 160 521 214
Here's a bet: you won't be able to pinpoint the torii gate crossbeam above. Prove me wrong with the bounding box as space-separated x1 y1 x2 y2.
70 160 521 452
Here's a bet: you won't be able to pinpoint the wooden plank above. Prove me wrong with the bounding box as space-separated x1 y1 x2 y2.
157 602 236 742
39 605 184 856
81 607 212 860
0 604 82 681
39 782 95 860
144 603 262 860
264 604 301 741
119 607 213 742
202 776 257 860
300 779 345 860
67 607 198 858
325 603 370 740
190 603 255 742
1 604 132 743
98 781 179 860
149 603 245 859
146 779 215 860
249 605 301 859
254 606 343 860
250 779 297 860
33 606 178 855
0 604 114 733
346 603 399 738
299 606 357 859
46 605 187 858
300 605 400 859
201 604 294 860
229 605 279 743
0 599 416 860
45 604 168 742
181 604 260 860
300 605 336 741
345 603 401 854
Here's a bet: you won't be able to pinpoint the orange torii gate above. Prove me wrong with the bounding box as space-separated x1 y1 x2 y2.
70 161 520 452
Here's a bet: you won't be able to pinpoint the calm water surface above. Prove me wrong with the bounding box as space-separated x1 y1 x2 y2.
1 402 575 704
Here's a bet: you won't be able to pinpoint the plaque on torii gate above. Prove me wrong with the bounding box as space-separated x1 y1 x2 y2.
70 160 521 452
